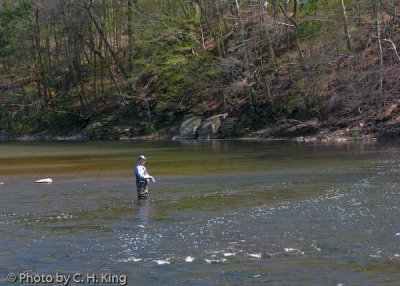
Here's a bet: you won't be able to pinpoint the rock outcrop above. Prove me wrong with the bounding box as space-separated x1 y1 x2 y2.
198 114 228 139
179 114 228 139
179 116 203 139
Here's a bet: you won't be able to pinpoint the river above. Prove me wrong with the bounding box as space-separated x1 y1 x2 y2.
0 140 399 285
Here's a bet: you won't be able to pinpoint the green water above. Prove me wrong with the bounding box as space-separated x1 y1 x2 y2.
0 140 399 285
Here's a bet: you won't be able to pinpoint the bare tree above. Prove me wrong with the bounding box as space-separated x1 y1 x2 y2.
372 0 384 96
83 2 128 80
235 0 255 107
340 0 353 52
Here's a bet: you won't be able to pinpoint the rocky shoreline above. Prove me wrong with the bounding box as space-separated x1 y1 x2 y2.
0 116 382 143
2 109 398 143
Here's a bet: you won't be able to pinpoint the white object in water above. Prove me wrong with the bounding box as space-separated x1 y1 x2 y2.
248 253 262 258
185 256 195 262
35 178 53 184
154 259 170 265
0 182 4 185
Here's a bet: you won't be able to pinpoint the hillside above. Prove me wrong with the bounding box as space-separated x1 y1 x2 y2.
0 0 399 141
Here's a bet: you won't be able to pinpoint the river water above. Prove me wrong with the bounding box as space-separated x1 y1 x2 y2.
0 140 399 285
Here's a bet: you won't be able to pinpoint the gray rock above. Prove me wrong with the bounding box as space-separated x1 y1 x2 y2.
0 131 11 141
198 114 228 139
179 116 203 139
219 117 238 138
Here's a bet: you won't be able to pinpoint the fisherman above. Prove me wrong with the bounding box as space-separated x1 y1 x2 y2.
134 155 155 199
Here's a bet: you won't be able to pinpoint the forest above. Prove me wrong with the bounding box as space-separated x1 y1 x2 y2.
0 0 399 140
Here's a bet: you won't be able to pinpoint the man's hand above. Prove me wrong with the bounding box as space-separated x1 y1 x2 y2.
149 176 156 183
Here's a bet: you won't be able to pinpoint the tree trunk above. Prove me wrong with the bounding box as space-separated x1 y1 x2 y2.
82 36 127 105
340 0 353 52
194 0 224 57
260 0 277 73
33 9 49 110
293 0 299 18
127 0 134 75
372 0 384 96
235 0 255 107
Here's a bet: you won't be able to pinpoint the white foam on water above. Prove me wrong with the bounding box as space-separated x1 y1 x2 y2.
118 257 142 263
185 256 195 262
154 259 171 265
311 242 321 252
248 253 262 258
284 248 304 255
204 258 227 264
370 254 381 258
223 252 236 257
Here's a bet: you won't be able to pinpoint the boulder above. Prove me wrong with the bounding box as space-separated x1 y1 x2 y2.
0 131 11 141
198 114 228 139
219 117 238 138
179 116 202 139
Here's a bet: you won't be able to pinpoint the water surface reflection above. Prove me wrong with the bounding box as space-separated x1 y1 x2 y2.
1 140 400 285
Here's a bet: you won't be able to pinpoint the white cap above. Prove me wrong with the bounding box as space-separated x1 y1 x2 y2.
138 155 147 161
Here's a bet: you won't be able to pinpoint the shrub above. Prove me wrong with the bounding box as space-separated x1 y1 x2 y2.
286 95 305 115
10 119 35 135
45 112 82 132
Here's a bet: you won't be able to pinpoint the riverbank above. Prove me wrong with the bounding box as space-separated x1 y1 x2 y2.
1 1 399 147
2 103 398 143
0 126 381 143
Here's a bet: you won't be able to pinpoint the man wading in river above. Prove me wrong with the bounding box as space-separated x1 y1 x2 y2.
134 155 155 199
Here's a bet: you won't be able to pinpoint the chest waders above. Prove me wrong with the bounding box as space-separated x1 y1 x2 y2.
136 177 149 199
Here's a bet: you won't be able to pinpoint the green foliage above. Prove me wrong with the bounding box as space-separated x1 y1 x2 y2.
301 0 320 15
134 15 217 107
128 0 222 114
139 121 157 135
286 95 304 115
0 105 5 129
45 112 83 132
301 0 332 15
298 21 324 42
293 69 305 90
203 69 224 80
10 119 36 135
0 0 31 58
